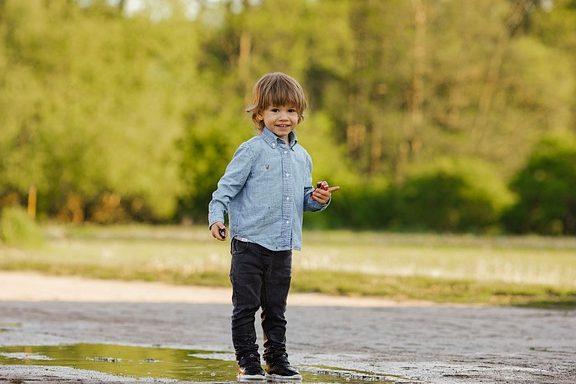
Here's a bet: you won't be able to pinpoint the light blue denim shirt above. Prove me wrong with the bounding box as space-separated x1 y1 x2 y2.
208 127 328 251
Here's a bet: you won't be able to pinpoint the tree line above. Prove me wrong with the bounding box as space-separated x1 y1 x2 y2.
0 0 575 234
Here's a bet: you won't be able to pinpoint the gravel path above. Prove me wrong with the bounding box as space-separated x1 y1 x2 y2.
0 273 574 383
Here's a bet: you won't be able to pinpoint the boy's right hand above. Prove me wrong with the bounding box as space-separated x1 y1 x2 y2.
210 222 227 241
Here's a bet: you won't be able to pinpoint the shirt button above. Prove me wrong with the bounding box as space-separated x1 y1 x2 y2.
284 150 287 154
286 173 289 177
286 197 289 200
286 220 289 224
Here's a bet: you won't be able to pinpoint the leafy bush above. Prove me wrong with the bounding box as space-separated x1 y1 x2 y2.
394 158 513 232
0 206 45 247
503 134 576 235
304 179 395 229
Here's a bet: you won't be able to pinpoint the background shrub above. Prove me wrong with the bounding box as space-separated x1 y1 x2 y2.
503 134 576 235
393 158 513 232
304 179 395 229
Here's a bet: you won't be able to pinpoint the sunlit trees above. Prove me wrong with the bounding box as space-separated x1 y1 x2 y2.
0 0 575 233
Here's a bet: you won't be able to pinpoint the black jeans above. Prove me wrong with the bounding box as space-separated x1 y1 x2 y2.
230 238 292 365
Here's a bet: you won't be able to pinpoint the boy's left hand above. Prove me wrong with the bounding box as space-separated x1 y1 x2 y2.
312 180 340 205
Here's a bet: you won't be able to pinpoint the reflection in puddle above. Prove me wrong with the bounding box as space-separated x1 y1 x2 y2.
0 344 392 383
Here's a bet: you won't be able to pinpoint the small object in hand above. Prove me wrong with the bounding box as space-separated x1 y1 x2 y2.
219 227 226 238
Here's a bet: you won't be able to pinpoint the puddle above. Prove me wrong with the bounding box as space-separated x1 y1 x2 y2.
0 344 392 383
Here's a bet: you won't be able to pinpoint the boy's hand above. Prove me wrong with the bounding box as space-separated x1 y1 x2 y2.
210 222 227 240
312 180 340 205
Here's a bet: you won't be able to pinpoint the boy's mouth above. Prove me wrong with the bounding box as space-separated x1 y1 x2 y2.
276 124 291 128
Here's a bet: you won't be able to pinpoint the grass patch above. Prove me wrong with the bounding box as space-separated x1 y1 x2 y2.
1 224 575 308
292 270 576 308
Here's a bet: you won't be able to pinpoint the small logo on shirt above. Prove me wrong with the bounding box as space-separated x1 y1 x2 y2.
265 164 270 170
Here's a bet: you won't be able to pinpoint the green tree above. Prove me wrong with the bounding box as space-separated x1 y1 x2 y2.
0 0 201 222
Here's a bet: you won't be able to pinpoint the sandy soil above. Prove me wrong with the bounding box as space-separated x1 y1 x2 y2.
0 271 439 307
0 272 575 384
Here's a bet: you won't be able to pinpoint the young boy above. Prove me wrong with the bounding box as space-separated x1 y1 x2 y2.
208 72 338 382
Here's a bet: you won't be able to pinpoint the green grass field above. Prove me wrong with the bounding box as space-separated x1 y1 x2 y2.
1 225 575 308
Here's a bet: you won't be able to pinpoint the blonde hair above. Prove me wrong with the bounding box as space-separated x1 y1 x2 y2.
246 72 308 130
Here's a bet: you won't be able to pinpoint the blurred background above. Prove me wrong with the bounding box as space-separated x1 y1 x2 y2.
0 0 575 306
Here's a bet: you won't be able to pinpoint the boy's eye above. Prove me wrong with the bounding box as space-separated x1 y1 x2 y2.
288 109 297 113
271 108 279 112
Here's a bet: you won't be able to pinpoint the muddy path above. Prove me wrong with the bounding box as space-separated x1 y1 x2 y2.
0 273 575 383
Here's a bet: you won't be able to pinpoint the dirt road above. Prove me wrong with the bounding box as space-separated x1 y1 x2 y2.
0 272 574 383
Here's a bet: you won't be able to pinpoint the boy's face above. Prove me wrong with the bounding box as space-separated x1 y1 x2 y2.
257 105 300 141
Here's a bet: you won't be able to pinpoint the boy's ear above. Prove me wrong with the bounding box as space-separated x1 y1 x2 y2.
256 113 263 121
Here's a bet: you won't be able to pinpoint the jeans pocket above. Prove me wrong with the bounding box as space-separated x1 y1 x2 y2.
232 238 249 254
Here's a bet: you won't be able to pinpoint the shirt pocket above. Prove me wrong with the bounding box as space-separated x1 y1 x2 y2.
241 164 280 225
248 158 280 200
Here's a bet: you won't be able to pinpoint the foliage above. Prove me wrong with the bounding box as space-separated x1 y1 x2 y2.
503 133 576 235
0 0 196 222
304 179 394 229
393 158 513 232
0 206 44 247
177 111 243 223
0 0 575 233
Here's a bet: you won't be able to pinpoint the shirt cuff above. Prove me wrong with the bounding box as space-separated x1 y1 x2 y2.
208 213 225 229
309 196 330 211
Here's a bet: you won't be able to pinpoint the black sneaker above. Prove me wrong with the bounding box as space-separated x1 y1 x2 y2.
265 356 302 381
237 354 265 382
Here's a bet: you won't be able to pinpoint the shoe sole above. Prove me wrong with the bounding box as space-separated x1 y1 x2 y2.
237 374 266 382
266 374 302 382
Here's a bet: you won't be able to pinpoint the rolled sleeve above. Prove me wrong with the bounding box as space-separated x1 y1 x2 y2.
302 153 329 212
304 187 330 211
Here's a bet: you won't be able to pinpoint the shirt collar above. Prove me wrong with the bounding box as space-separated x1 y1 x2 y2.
262 127 298 149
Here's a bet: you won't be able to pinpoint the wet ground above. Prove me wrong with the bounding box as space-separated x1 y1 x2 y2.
0 271 574 383
0 300 575 384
